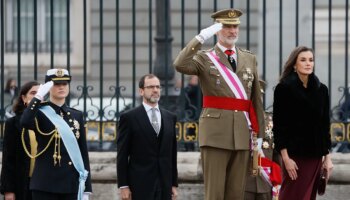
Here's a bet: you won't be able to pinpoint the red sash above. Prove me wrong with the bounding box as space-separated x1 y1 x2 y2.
203 96 259 133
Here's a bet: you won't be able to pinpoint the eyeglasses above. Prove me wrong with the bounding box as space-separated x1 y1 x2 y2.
143 85 162 90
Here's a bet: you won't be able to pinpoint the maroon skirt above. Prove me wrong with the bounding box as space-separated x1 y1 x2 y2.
278 156 322 200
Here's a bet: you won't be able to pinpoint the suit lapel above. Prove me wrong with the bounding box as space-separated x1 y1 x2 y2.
136 106 158 144
236 48 246 74
159 108 168 150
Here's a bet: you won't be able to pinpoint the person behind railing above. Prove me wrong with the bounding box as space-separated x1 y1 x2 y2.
273 46 333 199
3 78 19 118
0 81 39 200
20 68 92 200
174 8 265 200
184 75 201 120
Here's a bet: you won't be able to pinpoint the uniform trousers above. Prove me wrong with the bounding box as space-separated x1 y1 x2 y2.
32 190 77 200
244 191 271 200
201 146 250 200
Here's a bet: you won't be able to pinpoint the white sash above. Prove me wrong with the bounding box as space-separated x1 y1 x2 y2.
206 51 251 127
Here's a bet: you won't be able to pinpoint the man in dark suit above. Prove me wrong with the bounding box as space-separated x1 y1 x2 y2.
20 68 92 200
117 74 178 200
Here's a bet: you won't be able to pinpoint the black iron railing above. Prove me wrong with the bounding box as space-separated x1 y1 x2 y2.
1 0 349 151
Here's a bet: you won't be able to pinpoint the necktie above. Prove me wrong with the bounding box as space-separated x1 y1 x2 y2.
224 49 237 72
151 108 160 135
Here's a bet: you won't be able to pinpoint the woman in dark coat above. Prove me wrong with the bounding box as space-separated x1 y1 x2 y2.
272 46 333 200
0 81 39 200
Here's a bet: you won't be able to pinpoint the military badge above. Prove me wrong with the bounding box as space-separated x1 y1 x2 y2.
73 119 80 139
243 73 249 81
242 68 254 89
216 78 221 85
265 127 273 139
247 82 252 89
262 141 270 149
228 11 236 18
55 69 64 77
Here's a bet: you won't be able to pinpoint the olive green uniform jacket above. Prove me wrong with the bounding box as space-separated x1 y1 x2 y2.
174 37 265 150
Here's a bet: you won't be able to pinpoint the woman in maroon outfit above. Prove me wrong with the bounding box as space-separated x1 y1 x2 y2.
273 46 333 200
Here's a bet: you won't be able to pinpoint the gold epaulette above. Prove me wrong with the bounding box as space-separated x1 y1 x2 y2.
239 48 254 54
203 47 214 53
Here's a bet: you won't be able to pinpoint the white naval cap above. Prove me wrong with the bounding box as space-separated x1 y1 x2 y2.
45 68 71 83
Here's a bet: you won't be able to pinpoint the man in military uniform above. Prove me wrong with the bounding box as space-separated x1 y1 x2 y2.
20 68 92 200
245 80 280 200
174 8 265 200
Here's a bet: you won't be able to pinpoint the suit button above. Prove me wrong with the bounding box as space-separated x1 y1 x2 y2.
207 114 210 117
68 161 72 165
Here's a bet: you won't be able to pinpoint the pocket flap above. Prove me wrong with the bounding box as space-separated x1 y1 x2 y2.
201 110 221 118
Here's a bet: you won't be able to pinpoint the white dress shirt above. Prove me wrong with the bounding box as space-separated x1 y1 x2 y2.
143 102 162 131
217 42 237 65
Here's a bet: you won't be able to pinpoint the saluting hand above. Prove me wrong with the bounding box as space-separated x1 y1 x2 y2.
35 81 54 100
197 23 223 43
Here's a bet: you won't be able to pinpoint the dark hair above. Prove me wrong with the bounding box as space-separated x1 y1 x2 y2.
13 81 40 115
5 78 16 92
279 46 314 82
138 74 159 88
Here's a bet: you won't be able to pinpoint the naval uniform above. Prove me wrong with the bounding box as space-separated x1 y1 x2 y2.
20 98 92 197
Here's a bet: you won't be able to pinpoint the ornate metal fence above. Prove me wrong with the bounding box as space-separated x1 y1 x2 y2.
1 0 350 151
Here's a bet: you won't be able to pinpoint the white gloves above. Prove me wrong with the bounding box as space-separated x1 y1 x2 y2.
196 23 223 43
83 193 90 200
35 81 54 100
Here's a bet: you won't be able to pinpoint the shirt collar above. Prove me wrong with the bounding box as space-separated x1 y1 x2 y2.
49 102 68 114
142 102 159 112
217 42 236 54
